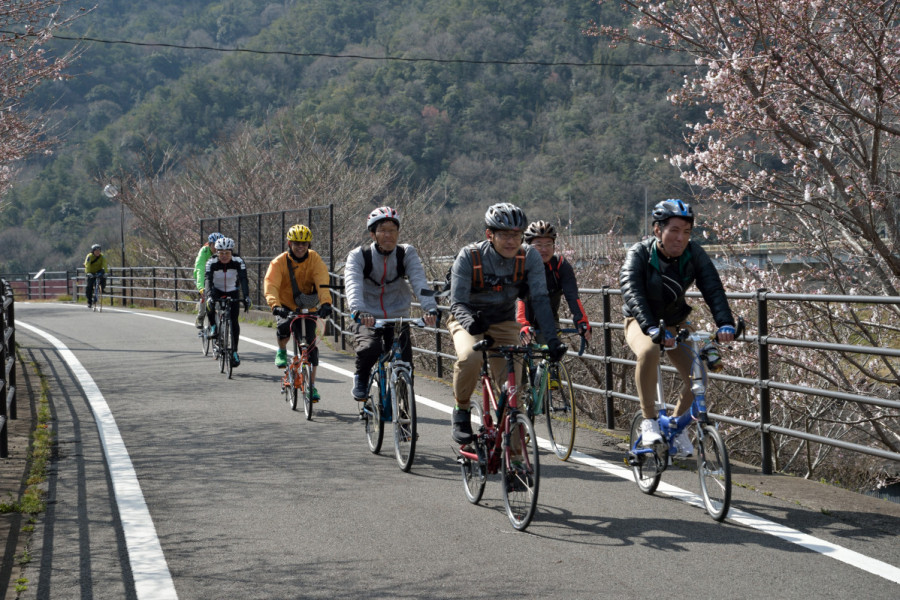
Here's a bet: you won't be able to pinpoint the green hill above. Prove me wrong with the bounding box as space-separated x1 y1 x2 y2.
2 0 694 271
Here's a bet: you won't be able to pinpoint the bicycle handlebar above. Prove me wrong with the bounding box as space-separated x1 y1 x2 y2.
371 317 429 329
529 326 588 357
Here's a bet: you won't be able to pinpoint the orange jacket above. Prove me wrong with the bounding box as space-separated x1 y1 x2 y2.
264 250 332 310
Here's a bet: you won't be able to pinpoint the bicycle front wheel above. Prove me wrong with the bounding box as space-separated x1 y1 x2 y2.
200 327 211 356
461 403 486 503
222 319 233 378
545 361 576 460
629 412 661 494
364 371 384 453
697 424 731 521
301 363 314 420
501 412 540 531
392 371 417 472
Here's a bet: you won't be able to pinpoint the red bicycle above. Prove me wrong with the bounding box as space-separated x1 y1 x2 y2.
280 308 319 420
456 336 551 531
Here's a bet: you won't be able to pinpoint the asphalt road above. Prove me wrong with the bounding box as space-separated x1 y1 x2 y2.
6 302 900 600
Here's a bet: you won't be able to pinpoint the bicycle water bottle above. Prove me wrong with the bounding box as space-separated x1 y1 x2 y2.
532 363 545 414
703 343 723 372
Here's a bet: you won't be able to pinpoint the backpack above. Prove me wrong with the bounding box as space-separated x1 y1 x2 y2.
362 245 406 285
442 244 526 294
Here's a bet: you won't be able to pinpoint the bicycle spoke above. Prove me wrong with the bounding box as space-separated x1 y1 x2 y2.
697 424 731 521
392 372 416 472
629 412 661 494
546 361 576 461
501 412 540 531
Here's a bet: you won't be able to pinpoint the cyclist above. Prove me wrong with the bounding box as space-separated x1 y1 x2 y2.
205 237 251 367
194 232 224 328
84 243 108 309
516 220 592 345
448 202 567 444
264 224 332 401
620 199 736 456
344 206 439 402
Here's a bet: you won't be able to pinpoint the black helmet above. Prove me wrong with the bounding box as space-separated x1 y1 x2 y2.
524 220 557 243
651 199 694 225
485 202 527 231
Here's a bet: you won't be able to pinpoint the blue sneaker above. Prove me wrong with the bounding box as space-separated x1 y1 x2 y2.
310 387 320 402
209 324 217 338
231 352 240 367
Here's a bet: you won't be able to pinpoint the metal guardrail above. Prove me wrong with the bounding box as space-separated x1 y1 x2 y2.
0 278 18 458
3 266 897 477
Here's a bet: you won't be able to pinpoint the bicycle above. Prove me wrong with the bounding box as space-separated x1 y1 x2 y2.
358 316 429 472
87 273 103 312
210 296 237 379
280 308 319 420
456 336 549 531
520 327 587 461
626 317 745 522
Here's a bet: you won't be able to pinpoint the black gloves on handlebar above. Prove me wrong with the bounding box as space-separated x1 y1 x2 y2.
317 303 332 319
272 306 289 318
457 309 489 335
547 338 568 361
241 298 251 313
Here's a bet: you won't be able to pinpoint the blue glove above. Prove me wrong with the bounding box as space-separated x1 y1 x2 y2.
717 325 735 336
647 327 674 345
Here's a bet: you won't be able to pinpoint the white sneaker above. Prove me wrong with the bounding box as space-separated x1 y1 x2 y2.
673 429 694 457
640 419 662 446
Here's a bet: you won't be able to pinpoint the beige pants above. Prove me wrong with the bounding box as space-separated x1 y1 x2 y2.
624 317 695 418
448 316 522 409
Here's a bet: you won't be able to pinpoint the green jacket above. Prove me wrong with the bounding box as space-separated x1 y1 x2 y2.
193 244 213 291
84 253 108 274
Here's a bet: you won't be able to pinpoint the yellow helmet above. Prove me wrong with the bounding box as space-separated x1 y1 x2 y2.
286 224 312 243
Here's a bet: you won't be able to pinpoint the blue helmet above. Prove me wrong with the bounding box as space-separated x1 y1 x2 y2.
208 232 224 244
652 199 694 225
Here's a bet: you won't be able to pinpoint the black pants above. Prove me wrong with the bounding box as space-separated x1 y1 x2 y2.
207 290 241 351
86 274 106 302
276 314 319 365
353 323 412 380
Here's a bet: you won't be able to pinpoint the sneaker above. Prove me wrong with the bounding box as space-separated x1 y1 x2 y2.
87 303 92 309
209 324 217 338
231 352 240 367
195 314 205 329
451 407 474 445
351 374 367 400
274 349 287 368
640 418 663 447
310 387 320 403
673 429 694 457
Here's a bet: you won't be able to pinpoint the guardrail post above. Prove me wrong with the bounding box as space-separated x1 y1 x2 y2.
602 287 615 429
436 322 443 379
152 267 158 308
757 288 772 475
173 266 179 311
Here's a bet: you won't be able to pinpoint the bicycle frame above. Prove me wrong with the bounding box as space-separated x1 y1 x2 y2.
364 317 421 423
457 342 527 476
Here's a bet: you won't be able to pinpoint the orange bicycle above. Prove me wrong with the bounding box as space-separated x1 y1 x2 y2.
280 308 319 420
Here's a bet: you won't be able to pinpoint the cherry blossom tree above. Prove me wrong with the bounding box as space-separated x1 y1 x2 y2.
590 1 900 486
0 1 81 198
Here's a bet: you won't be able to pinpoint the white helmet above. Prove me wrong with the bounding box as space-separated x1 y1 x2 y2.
215 237 235 251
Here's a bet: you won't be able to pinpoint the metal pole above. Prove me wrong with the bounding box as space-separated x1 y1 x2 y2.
757 288 772 474
603 288 615 429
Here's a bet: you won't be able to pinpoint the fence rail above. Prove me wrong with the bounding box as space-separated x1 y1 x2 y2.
3 267 898 478
1 278 18 458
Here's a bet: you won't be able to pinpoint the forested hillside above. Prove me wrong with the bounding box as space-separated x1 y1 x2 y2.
1 0 694 271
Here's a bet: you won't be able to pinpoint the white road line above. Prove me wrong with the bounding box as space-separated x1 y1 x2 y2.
18 321 179 600
35 305 900 585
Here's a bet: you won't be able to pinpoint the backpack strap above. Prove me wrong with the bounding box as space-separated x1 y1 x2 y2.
469 246 526 292
469 246 484 289
512 248 526 283
285 254 311 307
362 245 406 285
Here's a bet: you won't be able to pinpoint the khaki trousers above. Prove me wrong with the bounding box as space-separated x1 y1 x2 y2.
624 317 695 418
448 316 522 409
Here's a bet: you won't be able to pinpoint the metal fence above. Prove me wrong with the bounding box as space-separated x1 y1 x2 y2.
1 278 18 458
4 264 898 478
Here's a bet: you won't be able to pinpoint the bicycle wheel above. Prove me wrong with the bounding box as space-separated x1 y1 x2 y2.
545 361 576 461
200 327 211 356
392 371 416 472
218 319 227 374
629 412 661 494
697 424 731 521
501 412 540 531
364 371 384 453
95 289 102 312
222 318 233 378
301 363 314 420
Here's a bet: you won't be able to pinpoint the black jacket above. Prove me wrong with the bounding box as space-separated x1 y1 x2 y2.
620 237 733 334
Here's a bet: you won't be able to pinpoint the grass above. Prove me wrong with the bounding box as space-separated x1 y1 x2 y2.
0 350 55 597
